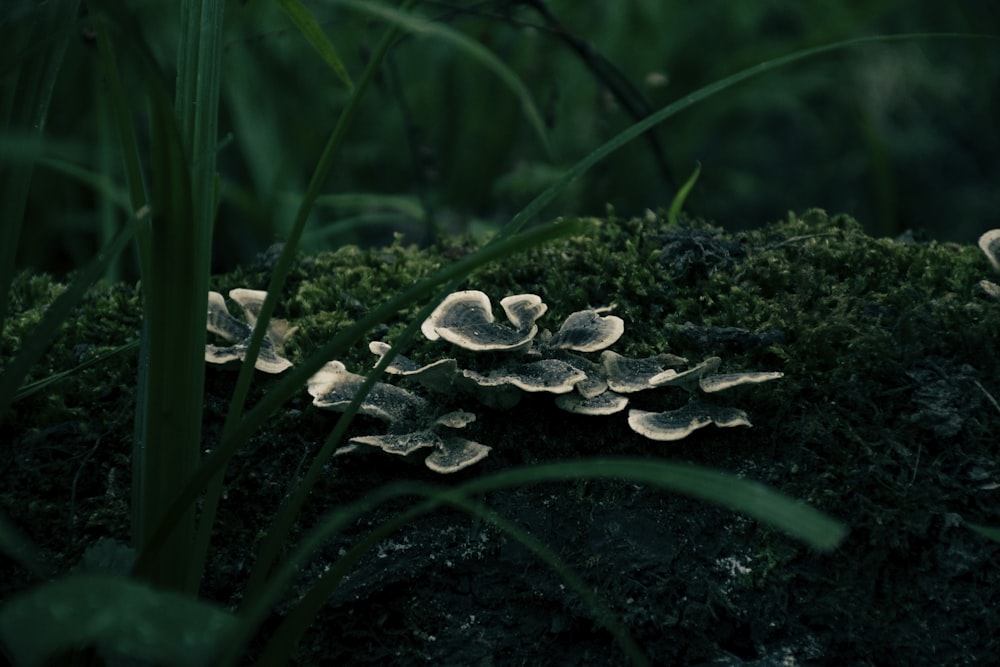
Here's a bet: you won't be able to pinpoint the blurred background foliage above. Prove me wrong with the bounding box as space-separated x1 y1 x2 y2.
4 0 999 279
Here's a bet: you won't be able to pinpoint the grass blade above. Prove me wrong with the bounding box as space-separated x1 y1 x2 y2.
0 0 80 350
0 210 147 419
334 0 551 157
667 162 701 226
498 32 999 240
275 0 354 90
967 522 1000 543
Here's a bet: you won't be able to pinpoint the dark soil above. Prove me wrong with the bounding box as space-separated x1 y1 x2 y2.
3 210 999 666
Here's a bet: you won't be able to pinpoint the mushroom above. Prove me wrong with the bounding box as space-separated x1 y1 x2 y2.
699 371 784 393
601 350 689 393
555 390 629 416
342 408 490 473
368 341 458 392
458 358 586 394
308 360 427 422
978 230 1000 298
979 229 1000 272
544 307 625 353
206 289 296 373
434 410 477 428
421 290 543 351
499 293 548 331
627 403 751 441
424 437 492 473
349 432 439 456
648 357 722 391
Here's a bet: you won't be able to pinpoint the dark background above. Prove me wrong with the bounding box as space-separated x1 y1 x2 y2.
7 0 1000 278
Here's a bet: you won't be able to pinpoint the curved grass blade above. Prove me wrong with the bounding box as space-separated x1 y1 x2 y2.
275 0 353 90
184 4 417 593
334 0 551 157
498 32 999 240
667 162 700 226
967 522 1000 544
13 339 139 402
0 0 80 348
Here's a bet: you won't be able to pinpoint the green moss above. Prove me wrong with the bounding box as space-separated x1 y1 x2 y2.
5 209 1000 663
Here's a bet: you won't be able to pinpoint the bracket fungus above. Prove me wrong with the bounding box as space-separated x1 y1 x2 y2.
601 350 689 394
628 403 752 441
308 360 427 422
421 290 545 351
555 390 629 416
309 361 491 473
368 341 458 393
978 229 1000 298
542 307 625 353
311 288 782 469
206 289 296 373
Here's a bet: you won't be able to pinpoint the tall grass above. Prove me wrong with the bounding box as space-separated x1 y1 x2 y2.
3 1 990 664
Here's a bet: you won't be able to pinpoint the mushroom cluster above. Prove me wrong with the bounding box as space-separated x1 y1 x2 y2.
349 290 781 467
205 288 783 473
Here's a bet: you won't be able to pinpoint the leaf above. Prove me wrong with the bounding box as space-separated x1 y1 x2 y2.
275 0 354 90
0 574 236 667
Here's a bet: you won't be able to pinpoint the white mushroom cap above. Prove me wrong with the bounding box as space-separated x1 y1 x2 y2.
421 290 539 351
349 432 439 456
553 352 608 398
207 291 251 341
649 357 722 391
979 229 1000 272
228 288 297 349
307 361 427 422
499 294 547 331
601 350 689 394
435 410 477 428
627 403 751 441
368 341 458 391
424 437 491 473
980 280 1000 299
205 290 294 373
459 358 586 394
555 390 629 415
699 371 784 393
545 309 625 353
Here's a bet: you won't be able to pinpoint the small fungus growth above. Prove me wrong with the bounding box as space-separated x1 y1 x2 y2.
206 289 296 373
